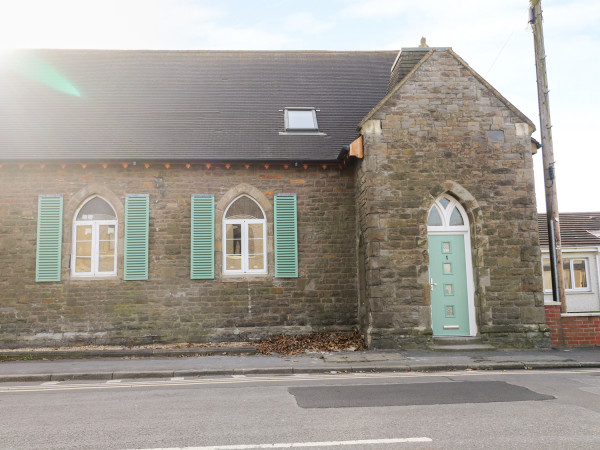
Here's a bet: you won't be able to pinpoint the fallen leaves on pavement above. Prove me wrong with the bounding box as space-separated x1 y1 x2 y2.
256 330 366 355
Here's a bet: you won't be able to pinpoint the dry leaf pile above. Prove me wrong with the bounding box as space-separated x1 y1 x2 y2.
256 330 366 355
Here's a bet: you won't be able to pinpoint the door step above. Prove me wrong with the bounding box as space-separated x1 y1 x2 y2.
430 336 495 352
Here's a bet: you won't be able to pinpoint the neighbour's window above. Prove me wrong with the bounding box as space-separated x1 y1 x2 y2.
72 196 117 277
542 257 589 291
285 108 318 131
223 195 267 275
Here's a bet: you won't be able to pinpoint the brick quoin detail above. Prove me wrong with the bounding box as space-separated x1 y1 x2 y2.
545 305 600 347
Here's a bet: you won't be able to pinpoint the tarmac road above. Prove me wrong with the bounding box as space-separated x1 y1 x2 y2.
1 368 600 449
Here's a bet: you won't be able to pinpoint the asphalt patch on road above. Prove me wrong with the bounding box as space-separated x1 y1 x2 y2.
289 381 555 408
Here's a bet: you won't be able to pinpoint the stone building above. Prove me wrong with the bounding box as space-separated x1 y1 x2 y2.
0 44 548 349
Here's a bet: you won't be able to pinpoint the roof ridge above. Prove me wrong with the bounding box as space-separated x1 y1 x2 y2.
6 48 398 54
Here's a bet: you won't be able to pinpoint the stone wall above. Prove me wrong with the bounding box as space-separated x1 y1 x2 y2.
357 49 548 348
0 163 357 347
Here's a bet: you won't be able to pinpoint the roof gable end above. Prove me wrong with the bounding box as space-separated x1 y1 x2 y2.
359 48 535 131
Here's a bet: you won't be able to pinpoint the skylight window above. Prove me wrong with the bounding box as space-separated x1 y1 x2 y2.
285 108 318 131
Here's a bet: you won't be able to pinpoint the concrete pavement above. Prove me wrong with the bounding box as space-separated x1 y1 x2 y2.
1 346 599 382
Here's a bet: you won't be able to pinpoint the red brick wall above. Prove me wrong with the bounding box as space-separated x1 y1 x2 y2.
545 305 600 347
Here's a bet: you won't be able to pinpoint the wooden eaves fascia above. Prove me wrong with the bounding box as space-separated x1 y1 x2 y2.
0 161 344 171
358 48 536 133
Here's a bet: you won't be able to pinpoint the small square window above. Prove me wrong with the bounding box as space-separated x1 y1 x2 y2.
285 108 318 131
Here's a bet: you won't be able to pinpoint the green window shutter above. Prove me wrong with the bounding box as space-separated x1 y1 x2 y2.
36 195 63 282
124 194 149 281
274 193 298 278
190 195 214 279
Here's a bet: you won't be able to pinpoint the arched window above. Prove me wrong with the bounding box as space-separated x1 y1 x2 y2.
72 196 118 277
427 195 468 231
223 195 267 274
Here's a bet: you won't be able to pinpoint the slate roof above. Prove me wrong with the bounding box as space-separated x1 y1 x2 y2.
0 50 397 163
538 213 600 248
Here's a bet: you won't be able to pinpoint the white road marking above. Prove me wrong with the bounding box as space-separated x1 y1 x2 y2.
2 368 599 394
135 437 433 449
171 377 185 381
107 379 122 384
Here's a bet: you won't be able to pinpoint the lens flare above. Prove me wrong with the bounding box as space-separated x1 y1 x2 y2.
7 52 81 97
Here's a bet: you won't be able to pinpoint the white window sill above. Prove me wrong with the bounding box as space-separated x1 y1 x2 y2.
544 301 562 306
70 275 119 281
221 274 270 282
561 312 600 317
279 131 327 136
544 290 593 295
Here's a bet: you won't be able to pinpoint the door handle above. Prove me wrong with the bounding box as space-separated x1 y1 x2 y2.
429 278 438 291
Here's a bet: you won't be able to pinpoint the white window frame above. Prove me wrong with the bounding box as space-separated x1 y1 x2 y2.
542 256 590 292
71 197 118 278
222 196 267 275
427 195 469 233
284 107 318 131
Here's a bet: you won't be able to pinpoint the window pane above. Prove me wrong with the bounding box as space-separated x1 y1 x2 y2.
77 197 116 220
75 257 91 273
572 260 588 288
248 223 263 239
226 224 242 254
226 255 242 271
248 223 264 255
248 254 264 270
75 225 92 273
76 225 93 240
225 197 263 220
449 207 464 226
542 259 552 290
427 207 442 226
76 226 92 257
99 225 116 254
287 109 316 129
99 224 115 240
248 238 264 254
98 256 114 272
439 197 450 209
563 261 572 290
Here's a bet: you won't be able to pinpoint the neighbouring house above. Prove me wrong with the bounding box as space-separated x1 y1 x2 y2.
0 43 548 349
539 213 600 347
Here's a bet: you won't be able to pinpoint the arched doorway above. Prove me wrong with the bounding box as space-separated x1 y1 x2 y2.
427 195 476 336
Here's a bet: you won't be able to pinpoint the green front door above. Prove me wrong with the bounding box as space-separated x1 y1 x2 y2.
428 234 470 336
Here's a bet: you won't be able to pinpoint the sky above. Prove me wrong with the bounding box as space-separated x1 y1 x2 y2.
1 0 598 213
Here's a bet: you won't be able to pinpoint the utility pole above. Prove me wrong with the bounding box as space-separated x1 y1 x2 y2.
529 0 566 312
